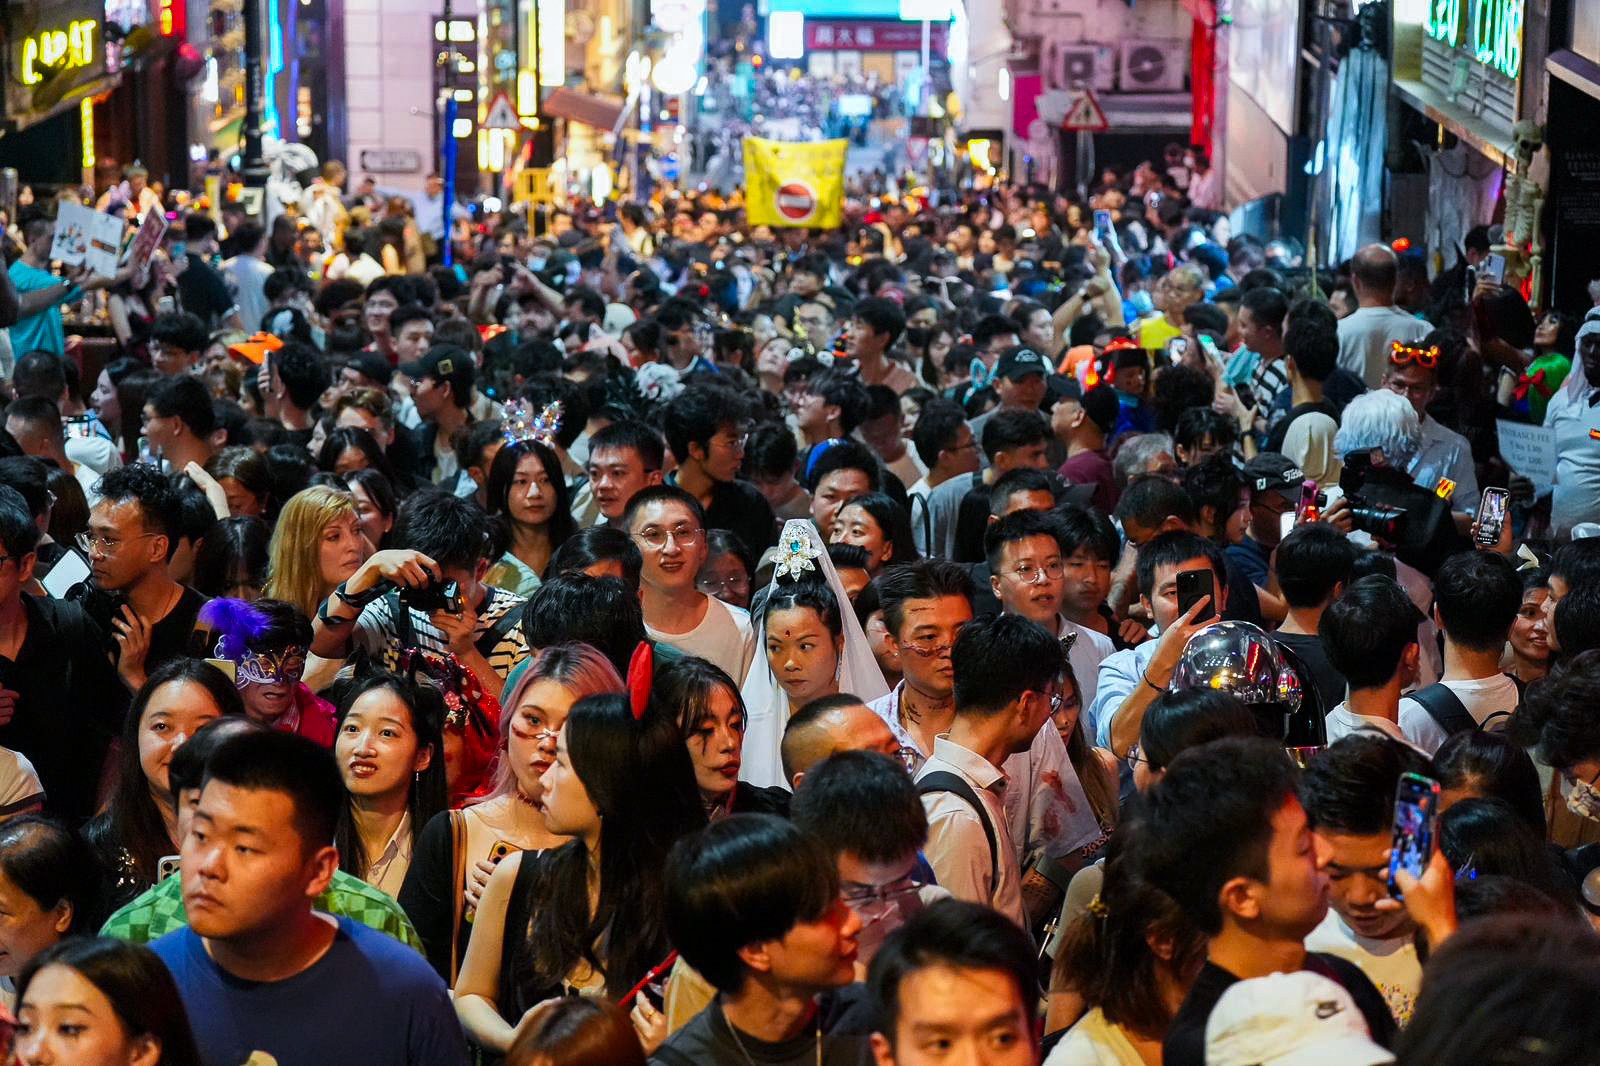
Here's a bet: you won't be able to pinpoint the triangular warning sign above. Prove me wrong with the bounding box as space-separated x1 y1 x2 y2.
1062 89 1109 132
484 93 521 130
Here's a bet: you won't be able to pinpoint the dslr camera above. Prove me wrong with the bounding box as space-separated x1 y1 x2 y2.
397 578 464 615
1333 452 1462 575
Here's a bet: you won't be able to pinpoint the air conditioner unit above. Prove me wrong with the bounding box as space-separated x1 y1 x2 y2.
1048 43 1116 92
1119 39 1188 93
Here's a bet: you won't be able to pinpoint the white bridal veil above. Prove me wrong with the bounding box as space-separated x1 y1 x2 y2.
738 519 889 788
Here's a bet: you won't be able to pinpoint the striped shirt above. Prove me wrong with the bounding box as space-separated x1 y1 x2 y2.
352 586 529 681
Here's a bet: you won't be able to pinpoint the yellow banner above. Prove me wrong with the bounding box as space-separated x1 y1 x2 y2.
742 137 848 229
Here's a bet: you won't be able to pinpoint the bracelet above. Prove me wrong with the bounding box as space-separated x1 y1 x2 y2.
316 600 351 627
334 580 382 609
1142 671 1166 694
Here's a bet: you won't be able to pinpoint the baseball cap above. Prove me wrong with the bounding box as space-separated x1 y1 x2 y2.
1243 452 1305 496
996 345 1049 381
1079 384 1121 436
1204 972 1394 1066
344 351 393 387
399 343 475 389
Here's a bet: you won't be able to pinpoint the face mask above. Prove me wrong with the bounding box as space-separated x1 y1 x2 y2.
1568 776 1600 822
1129 290 1154 316
528 256 547 272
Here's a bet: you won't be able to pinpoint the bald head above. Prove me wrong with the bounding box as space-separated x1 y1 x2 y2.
1350 244 1398 303
781 695 902 788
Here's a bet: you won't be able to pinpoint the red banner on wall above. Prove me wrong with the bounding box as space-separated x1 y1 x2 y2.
805 21 949 55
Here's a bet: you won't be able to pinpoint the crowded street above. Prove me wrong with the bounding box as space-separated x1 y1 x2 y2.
0 0 1594 1062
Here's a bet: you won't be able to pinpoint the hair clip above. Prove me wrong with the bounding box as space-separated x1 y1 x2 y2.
627 642 654 720
501 399 562 449
1516 542 1541 572
773 521 822 581
1086 894 1110 919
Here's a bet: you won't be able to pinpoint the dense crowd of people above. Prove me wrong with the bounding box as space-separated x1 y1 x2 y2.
0 150 1596 1065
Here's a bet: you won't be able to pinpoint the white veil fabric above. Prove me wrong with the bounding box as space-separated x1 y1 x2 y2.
739 519 890 789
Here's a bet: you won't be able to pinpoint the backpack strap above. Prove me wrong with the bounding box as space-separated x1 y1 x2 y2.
917 771 999 890
1409 682 1477 736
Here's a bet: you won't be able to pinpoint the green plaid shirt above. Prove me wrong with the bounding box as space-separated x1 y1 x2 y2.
100 869 423 952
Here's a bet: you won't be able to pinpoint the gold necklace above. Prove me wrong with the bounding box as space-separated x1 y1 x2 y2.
721 1003 821 1066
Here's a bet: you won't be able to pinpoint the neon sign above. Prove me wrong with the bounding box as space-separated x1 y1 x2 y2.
1424 0 1462 46
1425 0 1523 81
20 19 97 85
1470 0 1523 80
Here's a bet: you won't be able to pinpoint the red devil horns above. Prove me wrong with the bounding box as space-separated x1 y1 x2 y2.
627 642 654 720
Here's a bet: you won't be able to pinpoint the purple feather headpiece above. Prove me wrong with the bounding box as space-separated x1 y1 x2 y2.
200 598 272 661
200 598 307 689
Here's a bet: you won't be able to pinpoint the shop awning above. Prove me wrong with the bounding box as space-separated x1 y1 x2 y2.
540 88 624 130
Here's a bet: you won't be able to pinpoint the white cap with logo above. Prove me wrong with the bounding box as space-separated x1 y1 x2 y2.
1204 971 1394 1066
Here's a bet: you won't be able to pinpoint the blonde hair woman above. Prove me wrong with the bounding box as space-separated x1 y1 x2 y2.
264 486 370 619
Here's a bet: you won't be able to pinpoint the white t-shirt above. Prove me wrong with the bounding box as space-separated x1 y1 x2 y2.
1336 305 1433 387
1059 615 1115 709
1044 1007 1146 1066
1304 909 1421 1025
1325 702 1426 754
1397 674 1521 755
646 595 757 688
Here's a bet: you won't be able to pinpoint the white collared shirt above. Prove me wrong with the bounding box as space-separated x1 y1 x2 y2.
1546 378 1600 535
364 810 414 899
916 735 1025 929
869 687 1103 870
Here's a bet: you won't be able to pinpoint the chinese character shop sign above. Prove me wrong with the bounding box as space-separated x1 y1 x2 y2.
804 21 948 55
1424 0 1523 80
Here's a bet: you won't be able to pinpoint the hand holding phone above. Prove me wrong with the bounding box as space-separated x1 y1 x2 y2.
1387 772 1440 898
1481 252 1507 286
1474 486 1511 549
1175 569 1217 624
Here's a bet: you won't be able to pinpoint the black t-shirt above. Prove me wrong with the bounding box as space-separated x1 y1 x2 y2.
1272 631 1348 714
0 595 124 820
1163 955 1396 1066
175 255 236 329
141 586 210 676
703 477 778 557
651 992 875 1066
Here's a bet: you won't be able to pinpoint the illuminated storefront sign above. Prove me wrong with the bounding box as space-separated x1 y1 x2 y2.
20 19 97 85
3 0 112 129
1425 0 1523 80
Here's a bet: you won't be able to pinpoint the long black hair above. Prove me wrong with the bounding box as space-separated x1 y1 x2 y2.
318 426 399 486
509 693 705 1006
487 439 575 555
85 660 243 905
838 491 920 568
331 672 449 880
17 937 203 1066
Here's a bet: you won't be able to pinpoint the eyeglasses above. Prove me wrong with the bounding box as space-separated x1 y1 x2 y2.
76 531 159 557
1388 341 1440 369
1008 560 1065 585
1126 743 1149 772
841 876 925 908
633 526 704 552
697 575 750 597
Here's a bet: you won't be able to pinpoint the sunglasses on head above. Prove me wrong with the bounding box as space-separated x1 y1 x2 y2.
1389 341 1440 369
